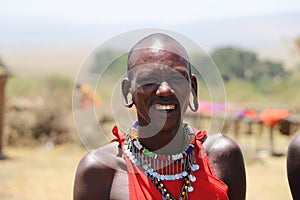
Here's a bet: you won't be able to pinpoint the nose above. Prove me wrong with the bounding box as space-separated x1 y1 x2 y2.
156 81 174 97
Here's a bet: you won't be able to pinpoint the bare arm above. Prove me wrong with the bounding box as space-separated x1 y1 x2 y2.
73 152 115 200
205 134 246 200
287 132 300 200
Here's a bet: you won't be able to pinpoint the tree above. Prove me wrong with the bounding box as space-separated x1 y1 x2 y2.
210 47 288 83
91 49 127 77
211 47 259 81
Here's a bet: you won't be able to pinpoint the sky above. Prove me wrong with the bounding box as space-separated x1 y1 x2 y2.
1 0 300 48
1 0 300 24
1 0 300 76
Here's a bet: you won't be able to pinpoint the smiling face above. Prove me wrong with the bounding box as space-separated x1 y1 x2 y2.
123 43 197 133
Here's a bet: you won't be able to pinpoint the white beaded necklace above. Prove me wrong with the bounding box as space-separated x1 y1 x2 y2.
124 121 200 198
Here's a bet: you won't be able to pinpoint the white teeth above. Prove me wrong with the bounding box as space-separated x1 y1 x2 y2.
155 104 175 111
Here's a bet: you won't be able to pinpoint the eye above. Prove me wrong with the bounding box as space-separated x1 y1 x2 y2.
136 77 159 86
168 75 188 84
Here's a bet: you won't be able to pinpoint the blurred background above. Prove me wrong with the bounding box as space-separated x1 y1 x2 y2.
0 0 300 199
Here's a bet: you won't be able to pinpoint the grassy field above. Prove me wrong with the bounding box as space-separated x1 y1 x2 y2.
0 139 294 200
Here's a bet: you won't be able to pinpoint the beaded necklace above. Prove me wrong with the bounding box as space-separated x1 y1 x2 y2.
124 121 200 200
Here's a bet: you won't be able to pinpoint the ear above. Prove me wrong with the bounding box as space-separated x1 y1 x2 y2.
190 74 199 111
121 78 133 108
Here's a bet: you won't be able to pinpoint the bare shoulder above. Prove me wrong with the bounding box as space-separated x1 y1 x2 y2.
287 132 300 171
287 132 300 200
204 133 246 200
288 132 300 155
74 142 126 200
204 133 242 157
76 142 125 173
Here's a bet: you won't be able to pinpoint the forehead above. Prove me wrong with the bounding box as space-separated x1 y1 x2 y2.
129 63 189 75
128 49 189 69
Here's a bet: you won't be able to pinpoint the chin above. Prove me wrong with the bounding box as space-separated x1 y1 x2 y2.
155 118 181 131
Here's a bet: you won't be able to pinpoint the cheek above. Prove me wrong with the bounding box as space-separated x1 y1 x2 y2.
132 87 151 106
175 89 191 107
174 84 191 97
134 85 157 100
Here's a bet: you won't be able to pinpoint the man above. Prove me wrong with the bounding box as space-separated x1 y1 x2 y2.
73 33 246 200
287 132 300 199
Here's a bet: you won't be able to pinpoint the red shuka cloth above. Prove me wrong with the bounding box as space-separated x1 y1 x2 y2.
115 128 229 200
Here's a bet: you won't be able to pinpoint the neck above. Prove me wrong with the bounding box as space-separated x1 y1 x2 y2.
137 121 185 155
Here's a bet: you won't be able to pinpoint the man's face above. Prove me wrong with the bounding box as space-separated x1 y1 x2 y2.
128 49 193 131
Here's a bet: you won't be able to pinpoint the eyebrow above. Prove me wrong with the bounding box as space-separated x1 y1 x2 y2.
172 66 189 74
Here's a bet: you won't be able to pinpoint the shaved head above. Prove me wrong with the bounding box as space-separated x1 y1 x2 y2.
127 33 191 78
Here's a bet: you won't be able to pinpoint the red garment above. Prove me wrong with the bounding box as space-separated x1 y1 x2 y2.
114 127 229 200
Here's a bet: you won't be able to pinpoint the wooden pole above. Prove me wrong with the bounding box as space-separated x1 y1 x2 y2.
0 75 7 160
234 118 240 140
269 125 274 156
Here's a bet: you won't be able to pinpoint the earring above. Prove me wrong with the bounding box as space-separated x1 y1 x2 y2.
189 92 198 112
123 93 134 108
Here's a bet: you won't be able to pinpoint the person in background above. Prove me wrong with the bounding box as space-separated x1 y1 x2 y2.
76 83 101 109
287 132 300 200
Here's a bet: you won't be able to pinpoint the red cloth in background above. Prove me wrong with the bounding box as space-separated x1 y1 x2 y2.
259 109 290 126
196 101 225 114
243 109 257 119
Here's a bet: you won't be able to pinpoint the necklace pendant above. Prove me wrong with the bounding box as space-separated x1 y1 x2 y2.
126 121 199 200
191 164 199 171
142 164 149 170
136 160 141 166
189 175 196 182
164 175 169 180
170 175 176 180
181 171 188 177
188 185 194 192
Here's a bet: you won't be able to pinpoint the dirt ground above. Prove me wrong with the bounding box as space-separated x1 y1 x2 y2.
0 144 293 200
0 145 85 200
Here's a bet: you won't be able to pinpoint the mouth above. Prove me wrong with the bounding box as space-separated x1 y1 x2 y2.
154 104 176 112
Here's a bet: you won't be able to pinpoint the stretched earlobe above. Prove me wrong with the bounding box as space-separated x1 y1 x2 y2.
121 78 134 108
189 94 199 112
189 74 199 112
